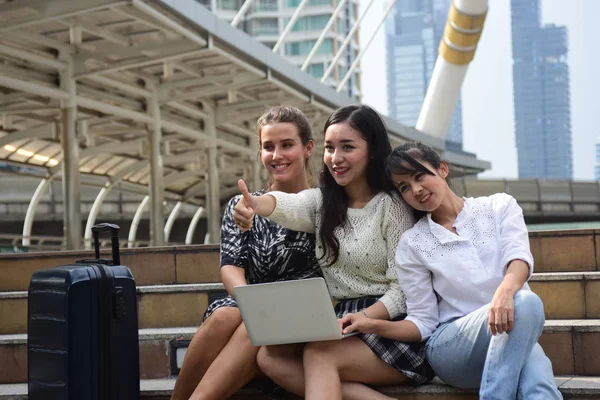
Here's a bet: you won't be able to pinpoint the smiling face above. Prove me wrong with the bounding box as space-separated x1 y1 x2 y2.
323 122 369 189
260 122 313 185
391 161 450 213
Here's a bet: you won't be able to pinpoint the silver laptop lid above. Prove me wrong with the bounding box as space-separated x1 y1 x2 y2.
233 278 344 346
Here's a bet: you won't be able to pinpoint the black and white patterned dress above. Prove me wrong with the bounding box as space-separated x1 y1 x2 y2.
203 190 322 321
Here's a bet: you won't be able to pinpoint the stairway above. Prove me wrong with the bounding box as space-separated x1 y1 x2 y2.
0 230 599 398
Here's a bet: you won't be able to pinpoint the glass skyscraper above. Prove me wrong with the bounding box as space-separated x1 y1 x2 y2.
198 0 361 98
385 0 463 150
595 137 600 181
511 0 572 179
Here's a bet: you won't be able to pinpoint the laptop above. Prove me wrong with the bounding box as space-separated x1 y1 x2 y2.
233 277 359 346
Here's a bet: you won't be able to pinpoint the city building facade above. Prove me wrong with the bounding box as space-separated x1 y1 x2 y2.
595 137 600 181
198 0 361 98
511 0 572 179
385 0 463 150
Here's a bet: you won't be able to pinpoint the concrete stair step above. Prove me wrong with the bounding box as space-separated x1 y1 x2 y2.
529 229 600 274
0 228 598 292
1 320 600 384
1 376 600 399
529 272 600 320
3 272 600 335
0 283 225 335
0 245 221 292
0 379 267 400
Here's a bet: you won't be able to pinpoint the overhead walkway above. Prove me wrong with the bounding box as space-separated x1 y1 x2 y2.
1 175 599 252
454 178 600 223
0 0 489 249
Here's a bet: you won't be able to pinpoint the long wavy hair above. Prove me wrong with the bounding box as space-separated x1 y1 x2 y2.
255 106 314 188
319 104 395 266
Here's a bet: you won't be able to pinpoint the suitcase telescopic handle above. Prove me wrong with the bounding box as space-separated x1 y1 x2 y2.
92 223 120 266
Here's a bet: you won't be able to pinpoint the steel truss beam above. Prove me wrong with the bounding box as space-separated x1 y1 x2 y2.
0 42 66 71
185 206 205 245
0 75 69 100
75 47 210 79
0 0 127 32
337 0 398 92
322 0 374 83
128 195 149 248
22 177 53 247
164 201 183 243
0 124 55 148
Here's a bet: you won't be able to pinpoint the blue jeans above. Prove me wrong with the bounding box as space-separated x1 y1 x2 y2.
425 291 562 400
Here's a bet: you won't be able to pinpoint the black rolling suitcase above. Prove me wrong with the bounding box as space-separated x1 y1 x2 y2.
27 223 140 400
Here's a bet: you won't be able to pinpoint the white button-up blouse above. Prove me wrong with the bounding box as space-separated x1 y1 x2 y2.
395 193 533 341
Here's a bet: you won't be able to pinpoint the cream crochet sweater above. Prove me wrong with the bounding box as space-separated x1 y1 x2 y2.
268 188 414 319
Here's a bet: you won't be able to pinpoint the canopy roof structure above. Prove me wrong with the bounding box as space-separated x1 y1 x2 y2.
0 0 490 249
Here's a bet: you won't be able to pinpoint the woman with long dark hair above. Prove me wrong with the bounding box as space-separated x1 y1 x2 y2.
341 141 562 400
233 105 432 399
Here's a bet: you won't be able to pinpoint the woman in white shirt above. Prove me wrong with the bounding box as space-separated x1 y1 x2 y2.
342 141 562 399
233 105 433 400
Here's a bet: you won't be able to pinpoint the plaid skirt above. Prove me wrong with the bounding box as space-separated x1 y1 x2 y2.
336 297 435 385
203 295 434 385
202 294 238 323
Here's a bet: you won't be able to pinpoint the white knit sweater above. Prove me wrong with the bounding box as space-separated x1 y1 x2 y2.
268 188 414 319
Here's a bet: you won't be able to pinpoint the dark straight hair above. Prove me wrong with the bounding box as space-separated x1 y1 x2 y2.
319 104 395 266
385 141 445 220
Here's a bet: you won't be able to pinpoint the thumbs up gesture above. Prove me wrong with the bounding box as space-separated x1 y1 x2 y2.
233 179 256 232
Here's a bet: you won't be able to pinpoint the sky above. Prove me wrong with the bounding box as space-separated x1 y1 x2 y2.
359 0 600 180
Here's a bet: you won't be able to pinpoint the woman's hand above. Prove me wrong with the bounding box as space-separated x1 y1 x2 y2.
339 311 376 335
488 286 515 335
233 179 256 232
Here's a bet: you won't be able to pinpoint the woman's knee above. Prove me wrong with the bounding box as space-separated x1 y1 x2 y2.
231 322 254 348
303 341 337 364
202 307 242 336
257 345 297 377
514 291 545 327
256 346 274 375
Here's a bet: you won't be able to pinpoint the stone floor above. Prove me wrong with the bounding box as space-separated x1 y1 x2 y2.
2 376 600 399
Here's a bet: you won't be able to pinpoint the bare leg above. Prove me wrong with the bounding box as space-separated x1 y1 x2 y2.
190 322 261 400
170 307 242 400
341 383 395 400
257 343 395 400
303 337 410 400
257 344 305 395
